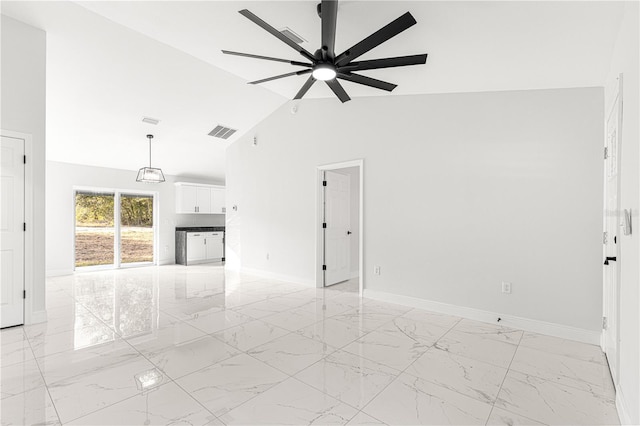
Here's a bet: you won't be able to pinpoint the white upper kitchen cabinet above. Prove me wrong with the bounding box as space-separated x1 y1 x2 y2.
196 186 212 213
211 188 226 214
175 182 225 214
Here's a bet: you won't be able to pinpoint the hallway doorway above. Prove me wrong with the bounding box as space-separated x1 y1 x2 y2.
316 160 363 295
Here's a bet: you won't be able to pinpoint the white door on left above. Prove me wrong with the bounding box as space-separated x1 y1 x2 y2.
1 136 25 328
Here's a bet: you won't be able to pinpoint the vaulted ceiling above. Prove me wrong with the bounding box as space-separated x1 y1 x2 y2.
1 1 626 180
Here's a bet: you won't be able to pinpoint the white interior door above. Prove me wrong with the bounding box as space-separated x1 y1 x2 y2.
603 78 622 384
1 136 25 328
324 170 351 286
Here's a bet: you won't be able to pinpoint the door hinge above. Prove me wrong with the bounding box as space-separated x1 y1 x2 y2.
603 231 608 244
322 180 327 187
23 223 26 232
23 290 26 299
23 155 26 164
322 223 327 229
604 147 608 159
322 265 327 271
602 316 608 330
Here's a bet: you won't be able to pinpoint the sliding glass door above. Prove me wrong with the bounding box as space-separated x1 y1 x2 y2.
75 192 116 268
75 190 156 269
120 194 154 265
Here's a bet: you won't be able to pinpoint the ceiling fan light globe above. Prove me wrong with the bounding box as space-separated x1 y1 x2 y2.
312 65 337 81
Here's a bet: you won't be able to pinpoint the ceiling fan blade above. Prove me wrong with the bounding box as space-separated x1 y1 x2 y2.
294 76 317 99
239 9 317 62
249 69 312 85
325 79 351 103
222 50 313 67
338 54 427 72
335 12 417 67
321 0 338 59
337 72 397 92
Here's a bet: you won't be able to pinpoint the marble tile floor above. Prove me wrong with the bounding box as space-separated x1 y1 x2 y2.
1 264 619 425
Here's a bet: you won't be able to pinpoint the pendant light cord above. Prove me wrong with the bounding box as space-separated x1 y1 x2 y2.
147 134 153 168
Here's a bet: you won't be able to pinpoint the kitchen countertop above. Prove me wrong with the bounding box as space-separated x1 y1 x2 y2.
175 226 225 232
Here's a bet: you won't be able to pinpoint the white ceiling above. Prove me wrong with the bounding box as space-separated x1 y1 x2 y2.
1 1 625 180
1 1 287 181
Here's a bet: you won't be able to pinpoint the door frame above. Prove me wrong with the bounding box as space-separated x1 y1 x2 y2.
601 73 623 386
73 186 159 271
1 129 35 325
316 159 363 295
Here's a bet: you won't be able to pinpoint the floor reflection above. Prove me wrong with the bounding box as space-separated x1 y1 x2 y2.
72 268 160 347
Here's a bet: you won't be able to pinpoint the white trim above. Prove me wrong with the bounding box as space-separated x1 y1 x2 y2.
46 269 73 277
119 261 155 269
115 192 122 265
615 385 632 425
185 259 224 266
364 289 601 345
30 309 47 325
158 259 175 266
1 130 37 326
241 267 315 287
175 182 224 189
316 159 364 297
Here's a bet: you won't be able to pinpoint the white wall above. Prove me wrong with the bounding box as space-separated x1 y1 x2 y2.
226 87 604 336
604 2 640 423
46 161 224 275
1 15 47 321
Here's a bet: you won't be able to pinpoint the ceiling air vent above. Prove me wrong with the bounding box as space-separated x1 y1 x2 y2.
142 117 160 125
279 27 306 44
208 125 237 140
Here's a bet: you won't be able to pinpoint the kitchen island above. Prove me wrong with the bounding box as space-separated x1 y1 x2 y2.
175 226 225 265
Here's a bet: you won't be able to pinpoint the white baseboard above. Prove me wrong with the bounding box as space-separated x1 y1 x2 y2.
241 267 315 287
158 259 175 266
28 309 47 325
364 289 600 345
615 385 633 425
46 269 73 277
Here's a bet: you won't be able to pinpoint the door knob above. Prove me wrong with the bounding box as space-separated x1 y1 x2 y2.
347 231 352 235
604 256 617 265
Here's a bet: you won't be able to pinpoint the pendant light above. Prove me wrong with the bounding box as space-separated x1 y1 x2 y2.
136 134 165 183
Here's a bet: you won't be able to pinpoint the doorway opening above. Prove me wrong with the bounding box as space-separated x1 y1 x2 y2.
75 189 157 270
316 160 363 295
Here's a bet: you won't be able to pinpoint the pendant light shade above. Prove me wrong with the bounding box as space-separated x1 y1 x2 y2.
136 134 165 183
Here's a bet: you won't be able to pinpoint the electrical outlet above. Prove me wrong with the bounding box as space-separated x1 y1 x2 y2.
502 282 512 294
374 266 381 275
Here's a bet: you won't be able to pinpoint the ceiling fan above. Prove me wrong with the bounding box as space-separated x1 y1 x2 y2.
222 0 428 103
